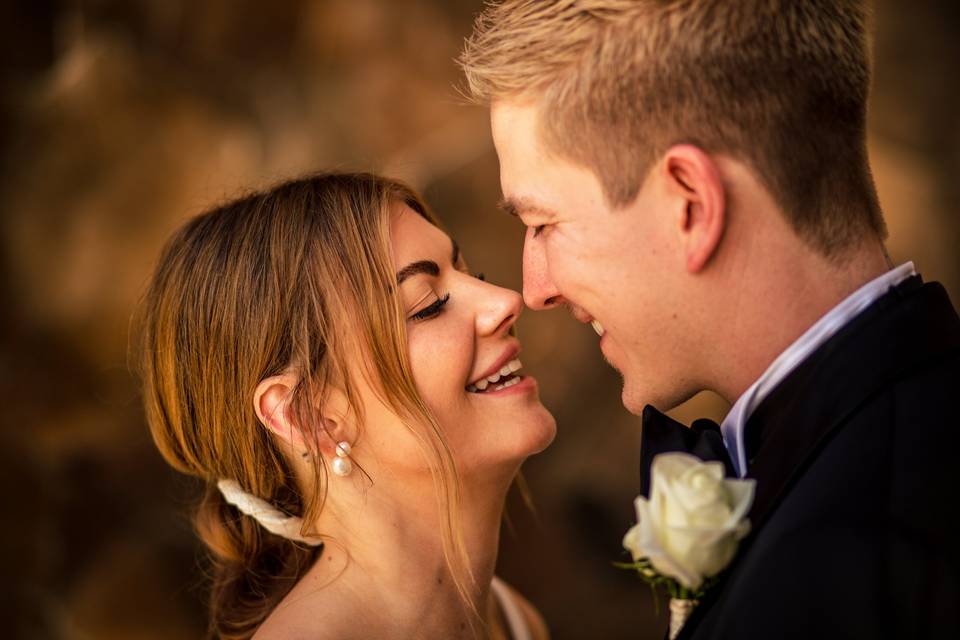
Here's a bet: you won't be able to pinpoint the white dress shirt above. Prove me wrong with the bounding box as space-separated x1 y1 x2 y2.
720 262 917 477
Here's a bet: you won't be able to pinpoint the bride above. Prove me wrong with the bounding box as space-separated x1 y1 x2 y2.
137 173 556 639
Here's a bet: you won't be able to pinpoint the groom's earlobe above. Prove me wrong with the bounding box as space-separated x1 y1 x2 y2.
662 144 726 274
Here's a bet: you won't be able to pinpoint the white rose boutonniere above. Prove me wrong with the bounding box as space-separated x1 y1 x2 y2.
619 452 755 638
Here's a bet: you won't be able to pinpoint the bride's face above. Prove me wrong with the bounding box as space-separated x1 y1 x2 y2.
362 205 555 479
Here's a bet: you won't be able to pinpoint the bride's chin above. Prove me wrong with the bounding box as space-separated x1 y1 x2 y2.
514 412 558 458
463 421 556 479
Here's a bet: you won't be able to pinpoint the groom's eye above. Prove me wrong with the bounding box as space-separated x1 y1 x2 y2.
532 224 546 238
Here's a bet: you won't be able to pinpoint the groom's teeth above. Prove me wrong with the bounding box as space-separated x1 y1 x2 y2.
466 384 477 392
500 364 512 376
475 379 489 391
591 320 605 337
508 359 522 372
487 372 501 383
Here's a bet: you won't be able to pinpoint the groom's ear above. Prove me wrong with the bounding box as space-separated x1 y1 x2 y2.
660 144 726 273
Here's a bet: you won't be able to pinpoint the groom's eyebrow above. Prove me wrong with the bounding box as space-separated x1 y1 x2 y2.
396 238 459 285
498 196 556 220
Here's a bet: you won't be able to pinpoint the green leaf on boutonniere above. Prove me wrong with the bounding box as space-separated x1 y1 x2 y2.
613 556 715 601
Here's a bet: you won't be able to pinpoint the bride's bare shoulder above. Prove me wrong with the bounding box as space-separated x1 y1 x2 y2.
253 611 359 640
252 590 364 640
252 565 364 640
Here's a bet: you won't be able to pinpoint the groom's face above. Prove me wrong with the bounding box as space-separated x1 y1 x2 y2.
491 101 694 413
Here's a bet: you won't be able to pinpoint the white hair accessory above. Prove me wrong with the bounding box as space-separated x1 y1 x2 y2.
216 479 323 547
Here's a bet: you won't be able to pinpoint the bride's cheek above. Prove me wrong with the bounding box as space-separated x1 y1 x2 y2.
405 325 459 391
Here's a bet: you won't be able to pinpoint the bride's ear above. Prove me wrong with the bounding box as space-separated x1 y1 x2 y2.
253 372 300 448
253 374 353 456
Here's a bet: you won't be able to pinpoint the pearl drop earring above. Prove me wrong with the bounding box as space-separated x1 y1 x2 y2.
331 441 353 477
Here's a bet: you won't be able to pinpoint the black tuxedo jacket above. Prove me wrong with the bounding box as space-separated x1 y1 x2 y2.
667 276 960 639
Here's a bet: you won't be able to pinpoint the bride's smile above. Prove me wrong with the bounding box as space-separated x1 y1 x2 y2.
392 205 556 476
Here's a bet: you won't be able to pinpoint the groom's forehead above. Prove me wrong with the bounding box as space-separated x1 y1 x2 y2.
491 100 543 152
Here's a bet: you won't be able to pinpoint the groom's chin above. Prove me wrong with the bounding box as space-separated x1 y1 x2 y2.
621 391 647 416
620 379 648 416
620 378 693 416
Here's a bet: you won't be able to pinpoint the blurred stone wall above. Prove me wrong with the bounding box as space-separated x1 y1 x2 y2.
1 2 956 639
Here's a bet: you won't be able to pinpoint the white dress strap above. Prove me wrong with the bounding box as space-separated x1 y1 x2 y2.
491 576 533 640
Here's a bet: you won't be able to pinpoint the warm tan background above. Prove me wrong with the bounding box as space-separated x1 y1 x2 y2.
2 2 957 639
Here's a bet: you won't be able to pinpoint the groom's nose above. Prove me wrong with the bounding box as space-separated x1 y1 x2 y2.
522 231 563 310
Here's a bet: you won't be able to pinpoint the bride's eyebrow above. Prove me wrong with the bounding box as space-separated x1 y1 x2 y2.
396 238 460 285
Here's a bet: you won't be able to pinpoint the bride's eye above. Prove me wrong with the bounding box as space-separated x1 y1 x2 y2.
409 292 450 322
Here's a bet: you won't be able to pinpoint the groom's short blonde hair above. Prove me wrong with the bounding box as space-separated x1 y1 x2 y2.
460 0 887 257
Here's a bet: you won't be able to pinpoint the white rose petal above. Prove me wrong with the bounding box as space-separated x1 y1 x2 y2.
623 452 756 591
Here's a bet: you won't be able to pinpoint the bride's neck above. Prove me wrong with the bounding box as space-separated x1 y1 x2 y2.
307 469 515 638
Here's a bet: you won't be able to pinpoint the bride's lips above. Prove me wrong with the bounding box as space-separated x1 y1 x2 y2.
464 343 538 396
474 374 537 397
466 344 521 388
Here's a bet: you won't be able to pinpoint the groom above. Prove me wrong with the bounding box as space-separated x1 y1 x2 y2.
460 1 960 638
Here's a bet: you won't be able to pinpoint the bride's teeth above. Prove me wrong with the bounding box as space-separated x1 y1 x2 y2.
591 320 605 337
494 377 522 391
470 360 524 393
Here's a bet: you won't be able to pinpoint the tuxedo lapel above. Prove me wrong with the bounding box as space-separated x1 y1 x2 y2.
676 277 960 639
743 277 960 530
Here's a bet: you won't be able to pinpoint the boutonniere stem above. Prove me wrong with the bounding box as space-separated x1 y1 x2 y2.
668 598 697 640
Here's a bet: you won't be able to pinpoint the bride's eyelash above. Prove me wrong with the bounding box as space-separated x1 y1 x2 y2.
410 292 450 322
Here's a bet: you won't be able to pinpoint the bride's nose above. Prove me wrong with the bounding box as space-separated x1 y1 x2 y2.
475 281 523 337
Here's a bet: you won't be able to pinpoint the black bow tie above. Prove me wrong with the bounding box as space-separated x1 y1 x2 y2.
639 405 736 497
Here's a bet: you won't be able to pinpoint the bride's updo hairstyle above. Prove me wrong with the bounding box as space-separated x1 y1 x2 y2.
138 174 469 639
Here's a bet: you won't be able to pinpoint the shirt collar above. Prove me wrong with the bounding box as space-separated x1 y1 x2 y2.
720 262 917 477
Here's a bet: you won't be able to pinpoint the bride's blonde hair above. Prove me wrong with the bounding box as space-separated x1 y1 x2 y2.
137 173 472 639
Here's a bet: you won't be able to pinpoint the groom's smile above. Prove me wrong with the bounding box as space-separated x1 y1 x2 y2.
491 100 704 414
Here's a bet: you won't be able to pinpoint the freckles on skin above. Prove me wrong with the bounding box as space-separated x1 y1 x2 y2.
390 209 473 415
406 325 470 399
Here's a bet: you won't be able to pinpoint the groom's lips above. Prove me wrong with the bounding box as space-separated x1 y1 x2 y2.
567 305 605 337
569 305 593 324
